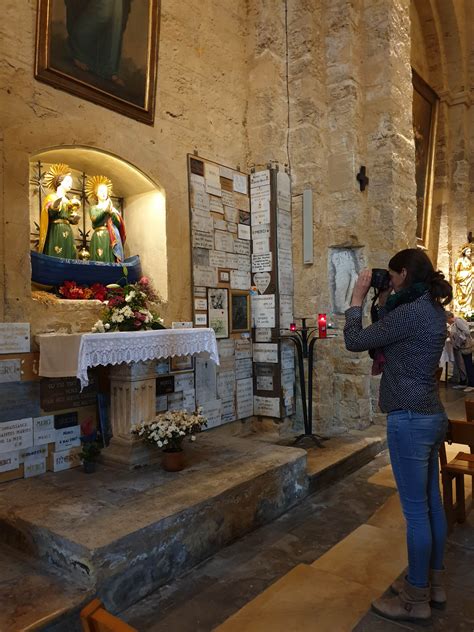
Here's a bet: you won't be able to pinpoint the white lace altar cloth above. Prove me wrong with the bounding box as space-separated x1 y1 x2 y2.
77 328 219 389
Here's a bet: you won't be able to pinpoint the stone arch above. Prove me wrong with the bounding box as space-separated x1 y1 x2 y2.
30 145 168 302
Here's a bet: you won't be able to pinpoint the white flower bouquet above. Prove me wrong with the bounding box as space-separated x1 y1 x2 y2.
132 409 207 453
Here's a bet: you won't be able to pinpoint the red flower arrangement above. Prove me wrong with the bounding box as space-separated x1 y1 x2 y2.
58 280 108 301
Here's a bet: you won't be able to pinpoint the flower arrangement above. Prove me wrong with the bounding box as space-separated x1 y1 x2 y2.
58 280 108 301
133 409 207 453
92 277 164 332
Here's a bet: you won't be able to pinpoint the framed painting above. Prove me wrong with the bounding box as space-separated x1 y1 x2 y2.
412 70 439 249
35 0 160 125
207 288 229 339
230 290 250 333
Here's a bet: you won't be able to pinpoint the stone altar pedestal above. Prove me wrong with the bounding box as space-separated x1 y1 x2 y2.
102 361 161 469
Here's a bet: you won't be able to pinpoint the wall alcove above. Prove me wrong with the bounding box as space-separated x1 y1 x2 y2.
29 146 168 302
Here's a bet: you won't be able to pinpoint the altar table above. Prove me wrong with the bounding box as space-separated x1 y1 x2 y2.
37 328 219 469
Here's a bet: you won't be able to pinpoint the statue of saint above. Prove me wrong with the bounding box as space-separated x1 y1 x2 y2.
454 244 474 317
38 163 81 259
86 175 126 263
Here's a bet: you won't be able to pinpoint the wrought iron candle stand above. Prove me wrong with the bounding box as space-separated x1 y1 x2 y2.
280 318 335 448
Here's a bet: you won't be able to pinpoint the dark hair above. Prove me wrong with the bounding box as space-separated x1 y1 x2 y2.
388 248 453 306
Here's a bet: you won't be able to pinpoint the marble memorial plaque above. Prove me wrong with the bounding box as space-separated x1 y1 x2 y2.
193 231 214 250
235 358 252 380
195 358 217 404
24 457 47 478
230 270 251 290
253 272 271 295
221 398 236 423
252 295 276 328
0 359 21 383
0 451 20 473
0 418 33 454
235 339 252 359
200 399 222 429
253 343 279 364
253 396 280 418
234 239 251 256
55 425 81 451
213 219 228 231
215 230 234 253
236 378 253 419
0 323 30 354
193 266 217 287
252 253 273 273
255 328 273 342
174 372 195 393
224 207 239 224
19 445 48 464
217 370 235 400
250 170 270 187
52 448 81 472
233 173 248 194
33 415 55 446
209 195 224 214
156 395 168 412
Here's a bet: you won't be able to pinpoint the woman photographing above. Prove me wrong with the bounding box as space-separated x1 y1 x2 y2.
344 249 452 625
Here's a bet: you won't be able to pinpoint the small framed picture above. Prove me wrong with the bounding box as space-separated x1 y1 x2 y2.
207 287 229 339
230 290 250 333
218 269 230 283
170 355 194 373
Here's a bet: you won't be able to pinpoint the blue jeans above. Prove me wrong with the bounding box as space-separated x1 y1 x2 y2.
387 410 448 588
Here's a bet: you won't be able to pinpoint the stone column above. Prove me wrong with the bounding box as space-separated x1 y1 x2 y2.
102 361 160 469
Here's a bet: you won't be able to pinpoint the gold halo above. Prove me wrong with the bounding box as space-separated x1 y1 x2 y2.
85 175 113 202
43 163 71 191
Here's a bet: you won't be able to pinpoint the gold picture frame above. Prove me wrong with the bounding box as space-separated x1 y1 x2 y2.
412 69 439 249
35 0 160 125
230 290 250 333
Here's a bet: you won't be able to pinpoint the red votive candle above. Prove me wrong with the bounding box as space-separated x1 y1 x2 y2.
318 313 327 338
290 323 296 332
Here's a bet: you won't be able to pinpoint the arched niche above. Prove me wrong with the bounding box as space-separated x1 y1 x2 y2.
30 146 168 302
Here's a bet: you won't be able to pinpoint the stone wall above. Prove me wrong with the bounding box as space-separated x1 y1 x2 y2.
0 0 249 334
0 0 470 433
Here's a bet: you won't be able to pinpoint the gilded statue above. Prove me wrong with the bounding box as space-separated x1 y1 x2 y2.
38 164 80 259
85 175 126 263
453 244 474 317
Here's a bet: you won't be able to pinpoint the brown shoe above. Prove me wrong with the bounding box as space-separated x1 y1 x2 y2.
391 570 446 609
372 578 431 624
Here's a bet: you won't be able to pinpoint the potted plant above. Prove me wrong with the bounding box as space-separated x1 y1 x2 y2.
79 439 102 473
133 409 207 472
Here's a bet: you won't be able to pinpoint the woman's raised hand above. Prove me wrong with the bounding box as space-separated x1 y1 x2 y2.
351 269 372 307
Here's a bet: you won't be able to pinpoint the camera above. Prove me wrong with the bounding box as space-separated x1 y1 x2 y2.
371 268 390 290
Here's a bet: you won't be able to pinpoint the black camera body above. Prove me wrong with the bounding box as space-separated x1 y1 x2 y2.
371 268 390 290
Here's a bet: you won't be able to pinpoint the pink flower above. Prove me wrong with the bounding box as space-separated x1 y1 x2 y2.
139 276 149 286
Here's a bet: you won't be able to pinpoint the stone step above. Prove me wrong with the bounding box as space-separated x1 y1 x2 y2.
0 543 92 632
0 433 308 616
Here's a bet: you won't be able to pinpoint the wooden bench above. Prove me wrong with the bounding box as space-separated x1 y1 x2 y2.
440 414 474 533
80 599 138 632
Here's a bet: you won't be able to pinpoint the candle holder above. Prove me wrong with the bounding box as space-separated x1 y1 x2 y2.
280 317 335 448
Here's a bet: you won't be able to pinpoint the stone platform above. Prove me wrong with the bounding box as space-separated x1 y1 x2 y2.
0 424 386 631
